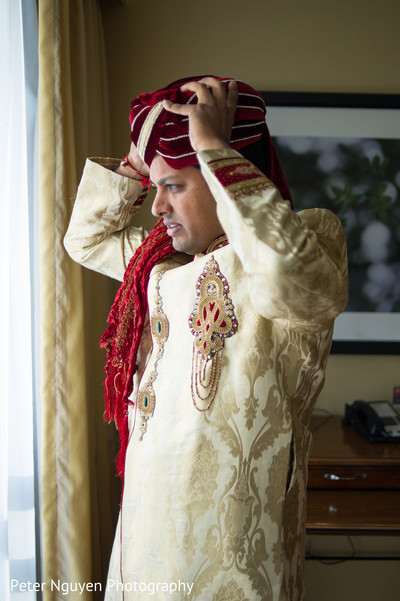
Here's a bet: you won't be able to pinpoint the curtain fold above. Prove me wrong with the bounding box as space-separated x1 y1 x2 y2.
38 1 120 599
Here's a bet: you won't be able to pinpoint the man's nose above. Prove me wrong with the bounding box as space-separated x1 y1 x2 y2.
151 189 170 217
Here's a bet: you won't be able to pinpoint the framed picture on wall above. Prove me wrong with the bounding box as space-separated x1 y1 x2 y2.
261 92 400 354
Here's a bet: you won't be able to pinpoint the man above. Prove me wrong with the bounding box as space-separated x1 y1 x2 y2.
64 76 348 601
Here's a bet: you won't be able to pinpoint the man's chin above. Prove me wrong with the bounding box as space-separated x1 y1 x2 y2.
172 237 197 256
172 242 192 255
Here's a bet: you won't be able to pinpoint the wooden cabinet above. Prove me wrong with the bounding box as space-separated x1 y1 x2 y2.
306 415 400 535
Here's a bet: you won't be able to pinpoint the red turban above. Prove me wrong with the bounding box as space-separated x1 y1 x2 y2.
129 75 292 204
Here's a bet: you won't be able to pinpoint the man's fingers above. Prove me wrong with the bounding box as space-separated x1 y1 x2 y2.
187 78 231 108
197 77 226 102
162 78 238 152
226 80 238 110
166 78 237 113
180 80 214 103
181 78 237 113
162 99 190 115
162 80 215 114
226 80 238 122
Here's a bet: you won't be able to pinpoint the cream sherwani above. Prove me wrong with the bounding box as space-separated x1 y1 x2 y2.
64 149 348 601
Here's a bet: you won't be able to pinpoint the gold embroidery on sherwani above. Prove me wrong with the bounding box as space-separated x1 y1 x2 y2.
188 322 311 599
206 234 228 254
214 579 250 601
162 318 330 601
137 271 168 439
242 318 274 431
189 256 238 411
207 157 275 201
186 413 276 599
177 325 285 600
179 433 220 566
226 177 274 201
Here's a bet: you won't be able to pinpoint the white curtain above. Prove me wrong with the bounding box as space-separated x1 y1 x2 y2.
0 1 39 600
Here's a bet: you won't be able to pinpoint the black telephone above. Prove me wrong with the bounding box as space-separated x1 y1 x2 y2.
343 400 400 443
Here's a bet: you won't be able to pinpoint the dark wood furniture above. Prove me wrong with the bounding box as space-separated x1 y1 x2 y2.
306 414 400 535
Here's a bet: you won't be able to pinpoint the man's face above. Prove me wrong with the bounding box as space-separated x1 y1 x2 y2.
150 154 225 255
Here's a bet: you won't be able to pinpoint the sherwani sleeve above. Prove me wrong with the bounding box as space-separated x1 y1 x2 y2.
64 157 150 281
197 148 348 331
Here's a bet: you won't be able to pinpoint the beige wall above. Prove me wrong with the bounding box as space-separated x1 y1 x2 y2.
99 1 400 598
101 0 400 153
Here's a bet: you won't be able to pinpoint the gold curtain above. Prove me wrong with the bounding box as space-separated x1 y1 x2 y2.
38 1 120 599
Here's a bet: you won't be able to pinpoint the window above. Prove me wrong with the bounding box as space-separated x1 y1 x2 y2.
0 1 40 599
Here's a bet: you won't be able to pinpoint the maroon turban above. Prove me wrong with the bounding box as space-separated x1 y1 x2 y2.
129 75 292 204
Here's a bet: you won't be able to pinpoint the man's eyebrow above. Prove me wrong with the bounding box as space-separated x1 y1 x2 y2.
150 175 181 187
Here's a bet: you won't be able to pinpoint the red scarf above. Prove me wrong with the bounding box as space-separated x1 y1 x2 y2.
100 219 175 477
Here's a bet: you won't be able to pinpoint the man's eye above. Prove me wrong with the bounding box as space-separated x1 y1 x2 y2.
167 184 179 191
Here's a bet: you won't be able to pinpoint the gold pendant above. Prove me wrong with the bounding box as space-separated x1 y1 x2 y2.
189 256 238 411
137 271 168 439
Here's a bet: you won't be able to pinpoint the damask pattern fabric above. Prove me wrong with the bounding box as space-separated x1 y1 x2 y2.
64 149 348 600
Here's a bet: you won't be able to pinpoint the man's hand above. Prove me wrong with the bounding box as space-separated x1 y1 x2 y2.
162 77 238 153
116 142 150 179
